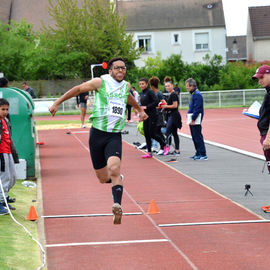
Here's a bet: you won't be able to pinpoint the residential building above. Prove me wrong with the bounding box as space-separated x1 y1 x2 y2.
247 5 270 62
116 0 226 66
226 36 247 62
0 0 227 66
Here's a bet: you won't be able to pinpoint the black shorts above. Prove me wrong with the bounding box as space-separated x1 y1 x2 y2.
89 127 122 170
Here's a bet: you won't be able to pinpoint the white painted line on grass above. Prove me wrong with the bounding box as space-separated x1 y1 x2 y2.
42 212 143 219
159 219 270 227
179 132 265 160
46 239 169 248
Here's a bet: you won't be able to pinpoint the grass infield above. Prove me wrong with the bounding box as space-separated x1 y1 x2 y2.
0 180 44 270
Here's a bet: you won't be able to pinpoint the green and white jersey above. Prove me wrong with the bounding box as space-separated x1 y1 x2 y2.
90 74 129 133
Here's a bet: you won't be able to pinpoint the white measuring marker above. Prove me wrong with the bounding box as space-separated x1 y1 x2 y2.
159 219 270 227
42 212 143 219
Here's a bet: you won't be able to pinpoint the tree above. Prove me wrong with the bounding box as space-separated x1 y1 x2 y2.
42 0 140 78
0 20 37 80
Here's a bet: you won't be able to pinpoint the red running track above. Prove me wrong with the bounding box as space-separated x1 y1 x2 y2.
180 108 262 155
36 107 262 155
38 109 270 269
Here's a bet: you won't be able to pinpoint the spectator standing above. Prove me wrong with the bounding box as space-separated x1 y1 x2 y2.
0 77 9 88
185 78 208 160
22 82 36 99
0 98 19 215
252 65 270 172
139 78 168 158
76 91 89 128
162 79 182 156
131 86 139 118
126 88 134 123
174 83 181 96
149 76 166 154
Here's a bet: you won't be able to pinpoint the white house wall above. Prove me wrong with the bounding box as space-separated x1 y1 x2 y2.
133 27 226 67
254 40 270 62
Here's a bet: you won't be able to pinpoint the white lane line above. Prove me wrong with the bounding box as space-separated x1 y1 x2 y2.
46 239 169 248
42 212 143 218
159 219 270 227
70 131 89 134
179 132 265 160
71 132 89 152
124 189 199 270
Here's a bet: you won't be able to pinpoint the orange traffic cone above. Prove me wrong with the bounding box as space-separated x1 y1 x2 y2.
147 199 160 214
27 205 38 221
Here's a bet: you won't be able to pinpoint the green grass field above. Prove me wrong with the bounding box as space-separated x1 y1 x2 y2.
0 180 44 270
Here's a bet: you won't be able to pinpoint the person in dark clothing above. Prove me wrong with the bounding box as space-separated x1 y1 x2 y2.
139 78 168 158
161 79 182 156
126 89 134 123
186 78 207 160
149 76 166 154
76 91 89 128
0 77 9 88
22 82 36 99
252 65 270 174
174 83 181 96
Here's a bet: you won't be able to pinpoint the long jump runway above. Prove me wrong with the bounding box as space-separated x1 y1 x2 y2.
38 109 270 270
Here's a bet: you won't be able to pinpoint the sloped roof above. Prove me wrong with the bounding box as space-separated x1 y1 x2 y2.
226 36 247 61
249 5 270 39
10 0 57 31
0 0 12 24
117 0 225 31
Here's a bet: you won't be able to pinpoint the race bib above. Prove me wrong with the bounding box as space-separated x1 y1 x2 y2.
108 100 125 119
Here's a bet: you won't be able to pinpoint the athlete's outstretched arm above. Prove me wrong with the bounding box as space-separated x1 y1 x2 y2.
49 78 102 116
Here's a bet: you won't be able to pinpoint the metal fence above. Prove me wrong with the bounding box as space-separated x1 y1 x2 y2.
179 88 265 108
34 89 266 113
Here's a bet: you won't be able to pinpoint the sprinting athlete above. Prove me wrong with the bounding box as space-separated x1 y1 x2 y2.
49 57 148 224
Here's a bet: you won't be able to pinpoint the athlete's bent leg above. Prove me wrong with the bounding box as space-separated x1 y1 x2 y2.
107 156 123 224
94 167 110 183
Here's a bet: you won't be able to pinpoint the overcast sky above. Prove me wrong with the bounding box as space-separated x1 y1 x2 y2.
222 0 270 36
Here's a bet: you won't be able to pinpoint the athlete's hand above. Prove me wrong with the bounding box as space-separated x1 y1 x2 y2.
49 103 58 116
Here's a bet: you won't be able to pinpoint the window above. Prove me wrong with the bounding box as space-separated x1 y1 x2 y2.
195 32 209 50
171 32 181 45
138 36 152 52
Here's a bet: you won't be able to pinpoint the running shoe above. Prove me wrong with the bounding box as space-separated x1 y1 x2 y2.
137 142 147 150
2 202 16 210
6 196 16 203
193 155 208 160
112 203 122 225
163 146 170 156
0 203 8 215
142 153 152 158
173 151 181 157
157 149 164 155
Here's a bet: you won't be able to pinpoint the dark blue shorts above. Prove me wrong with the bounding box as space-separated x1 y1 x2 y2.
89 127 122 170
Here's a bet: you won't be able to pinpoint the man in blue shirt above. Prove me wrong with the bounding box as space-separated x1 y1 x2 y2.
185 78 207 160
